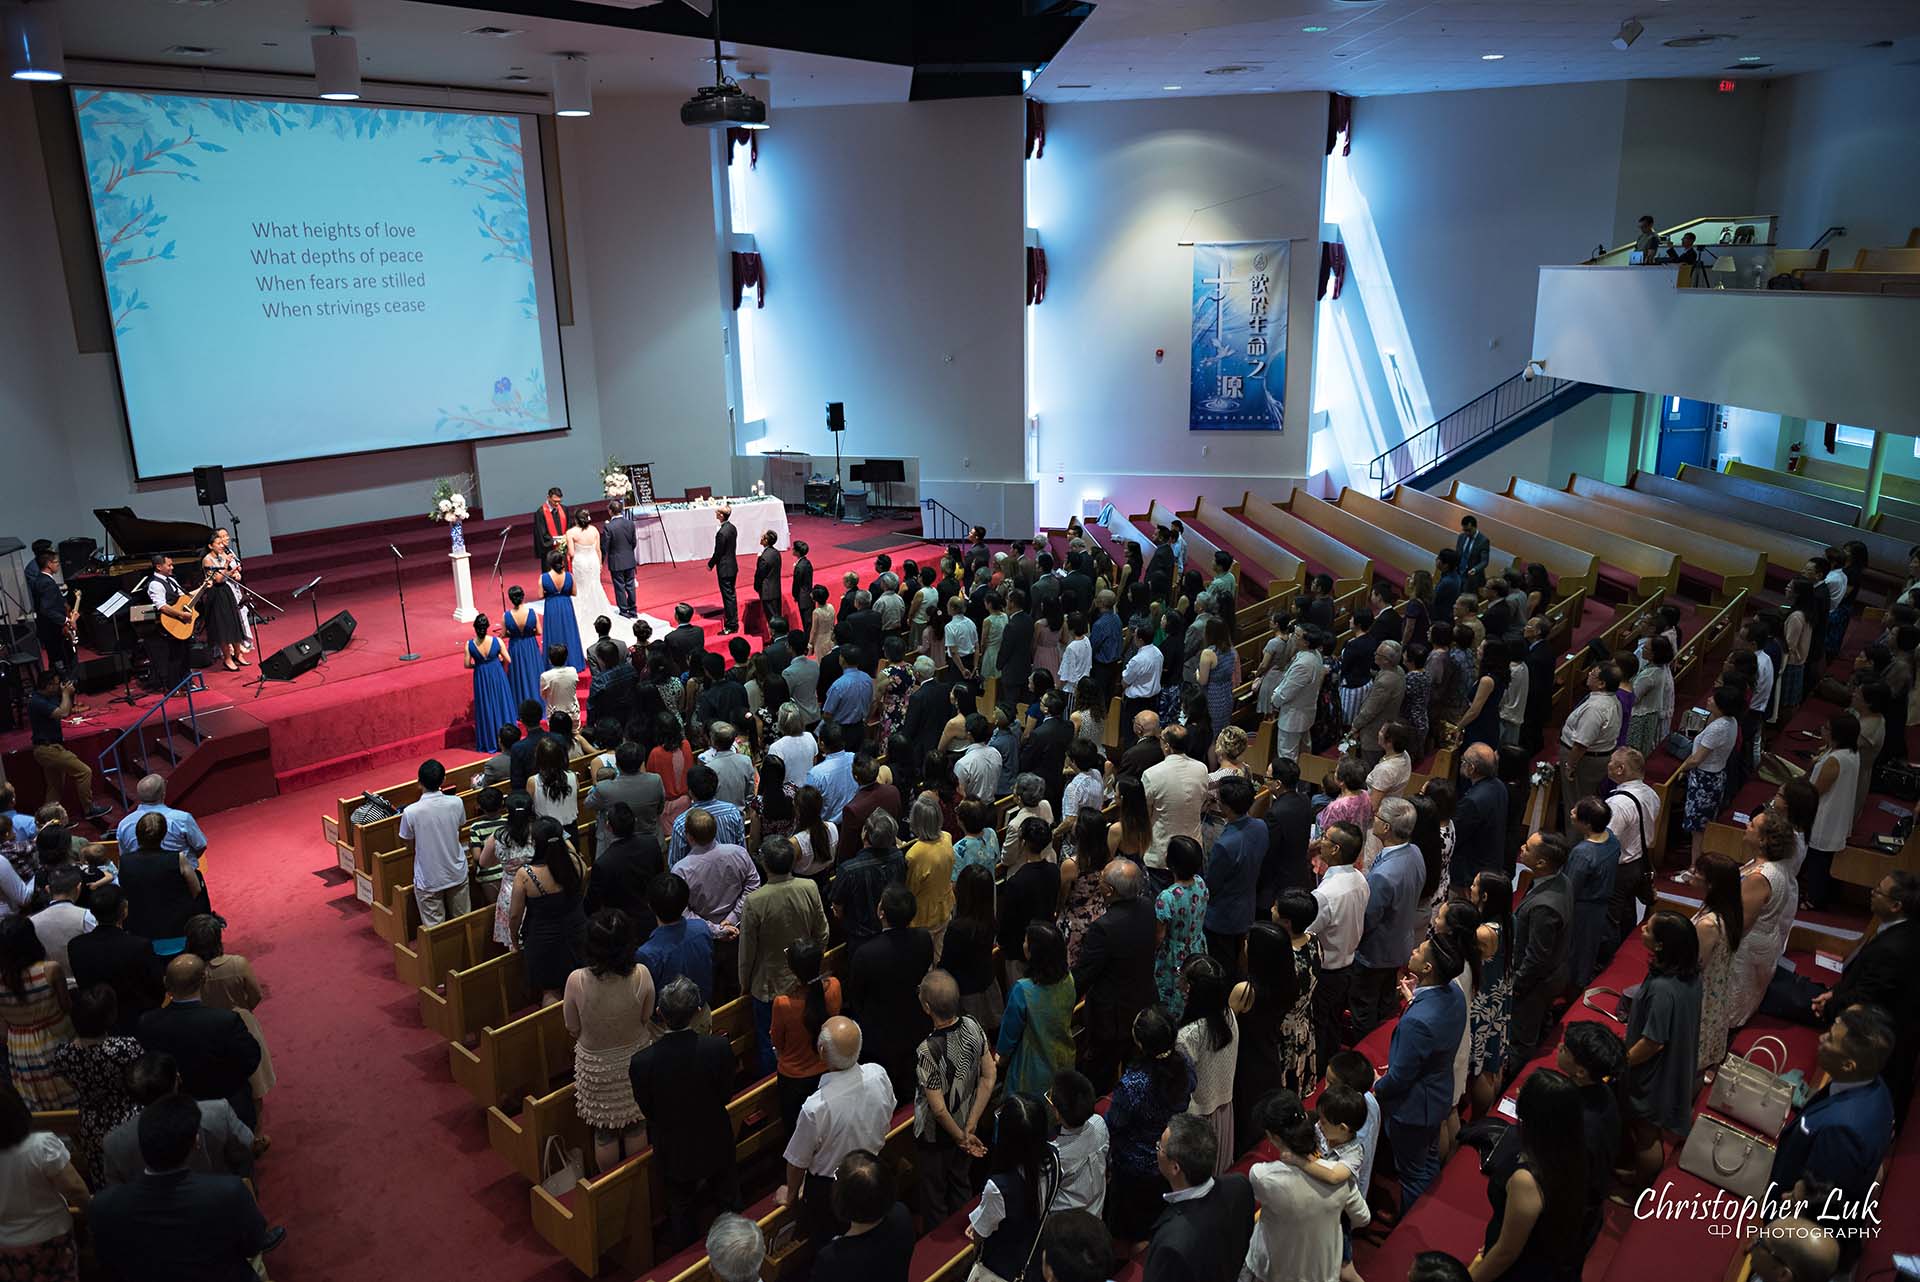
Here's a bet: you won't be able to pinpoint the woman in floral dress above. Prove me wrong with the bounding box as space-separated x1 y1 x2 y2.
475 793 538 947
1466 870 1515 1115
877 638 917 743
1154 836 1211 1023
48 985 140 1187
1056 813 1111 969
1274 891 1320 1092
0 919 77 1110
1692 851 1742 1072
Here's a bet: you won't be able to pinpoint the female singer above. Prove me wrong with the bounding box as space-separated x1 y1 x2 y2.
467 615 515 752
540 552 586 669
201 530 247 671
502 586 545 710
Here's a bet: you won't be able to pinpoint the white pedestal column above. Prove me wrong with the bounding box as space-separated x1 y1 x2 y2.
450 550 478 623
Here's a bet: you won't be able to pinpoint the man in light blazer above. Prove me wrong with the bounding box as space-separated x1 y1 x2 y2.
1271 624 1325 763
604 499 639 618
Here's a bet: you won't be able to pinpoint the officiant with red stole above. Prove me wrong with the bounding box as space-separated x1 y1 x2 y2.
533 487 570 570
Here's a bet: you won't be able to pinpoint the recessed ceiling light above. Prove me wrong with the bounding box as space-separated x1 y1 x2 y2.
168 0 227 7
502 73 531 83
1162 84 1181 90
163 44 220 57
465 26 522 37
1663 33 1735 48
1204 65 1258 76
1737 55 1762 61
260 40 277 47
1057 83 1092 88
1866 39 1894 48
1481 53 1504 60
1302 25 1329 33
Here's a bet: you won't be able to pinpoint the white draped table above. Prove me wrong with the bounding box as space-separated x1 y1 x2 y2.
631 494 789 566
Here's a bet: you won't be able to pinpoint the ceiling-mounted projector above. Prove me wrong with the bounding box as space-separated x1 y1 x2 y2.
682 80 767 128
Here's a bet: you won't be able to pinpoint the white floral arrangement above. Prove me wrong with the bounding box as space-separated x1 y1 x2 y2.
428 474 473 524
602 457 632 499
1528 760 1556 788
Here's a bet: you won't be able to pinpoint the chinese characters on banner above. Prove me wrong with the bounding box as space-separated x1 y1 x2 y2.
1189 240 1288 432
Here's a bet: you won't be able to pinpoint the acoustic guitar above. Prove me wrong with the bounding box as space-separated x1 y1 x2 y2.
159 574 220 641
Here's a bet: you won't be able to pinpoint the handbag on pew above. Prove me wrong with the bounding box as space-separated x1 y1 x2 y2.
1580 984 1638 1025
540 1134 586 1198
1707 1035 1794 1136
1677 1112 1777 1201
350 791 399 826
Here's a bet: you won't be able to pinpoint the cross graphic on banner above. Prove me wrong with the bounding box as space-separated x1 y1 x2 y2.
1202 265 1245 350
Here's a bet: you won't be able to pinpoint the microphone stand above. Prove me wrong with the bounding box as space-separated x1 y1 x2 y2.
291 576 326 666
238 584 287 698
392 545 420 662
491 525 513 618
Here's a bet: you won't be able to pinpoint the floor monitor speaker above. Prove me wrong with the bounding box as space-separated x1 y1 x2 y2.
260 634 323 681
316 610 357 652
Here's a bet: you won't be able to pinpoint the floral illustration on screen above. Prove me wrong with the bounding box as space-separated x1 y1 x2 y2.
436 367 552 435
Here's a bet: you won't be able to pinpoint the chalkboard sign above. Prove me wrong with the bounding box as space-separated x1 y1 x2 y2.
625 463 655 504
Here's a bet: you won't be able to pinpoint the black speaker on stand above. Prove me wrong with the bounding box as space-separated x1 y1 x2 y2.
825 401 846 517
194 465 228 532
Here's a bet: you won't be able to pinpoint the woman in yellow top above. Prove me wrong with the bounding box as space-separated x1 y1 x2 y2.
904 792 956 960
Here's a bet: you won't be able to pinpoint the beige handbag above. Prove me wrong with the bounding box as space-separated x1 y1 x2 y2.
1707 1035 1794 1137
540 1134 587 1198
1678 1113 1777 1201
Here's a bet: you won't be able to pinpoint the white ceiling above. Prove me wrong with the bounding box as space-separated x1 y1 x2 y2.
1031 0 1920 101
45 0 911 107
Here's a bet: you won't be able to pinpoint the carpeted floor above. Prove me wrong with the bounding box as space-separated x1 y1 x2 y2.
203 782 584 1282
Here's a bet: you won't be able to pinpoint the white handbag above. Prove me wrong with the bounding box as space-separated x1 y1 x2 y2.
540 1134 587 1198
1707 1035 1794 1137
1677 1113 1777 1201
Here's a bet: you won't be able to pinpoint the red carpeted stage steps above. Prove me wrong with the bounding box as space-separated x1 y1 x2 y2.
2 511 947 810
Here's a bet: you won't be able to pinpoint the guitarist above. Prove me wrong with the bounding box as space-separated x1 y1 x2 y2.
143 554 196 689
26 547 76 678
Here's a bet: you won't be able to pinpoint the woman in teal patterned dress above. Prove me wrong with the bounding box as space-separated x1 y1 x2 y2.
995 922 1077 1100
1154 836 1211 1023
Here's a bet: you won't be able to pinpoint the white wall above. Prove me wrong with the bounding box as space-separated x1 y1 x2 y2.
1026 94 1324 528
1756 66 1920 267
749 98 1030 535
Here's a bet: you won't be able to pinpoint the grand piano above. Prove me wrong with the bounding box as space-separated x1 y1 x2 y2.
70 508 215 650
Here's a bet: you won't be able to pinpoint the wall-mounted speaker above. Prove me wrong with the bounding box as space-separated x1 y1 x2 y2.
193 465 227 507
826 401 845 433
316 610 357 652
260 635 322 681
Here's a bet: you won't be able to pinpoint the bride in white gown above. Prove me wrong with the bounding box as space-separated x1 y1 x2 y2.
565 509 666 649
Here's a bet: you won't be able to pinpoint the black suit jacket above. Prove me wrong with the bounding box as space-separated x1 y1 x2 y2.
604 513 638 572
848 926 934 1077
137 1001 262 1118
628 1029 739 1182
1146 544 1176 595
997 611 1035 697
1523 640 1558 739
845 609 884 664
754 547 782 601
963 542 991 583
1832 919 1920 1101
1451 776 1510 886
68 925 164 1036
1142 1172 1257 1282
666 623 708 675
901 680 953 766
1511 871 1573 997
1020 714 1074 808
1259 791 1316 910
709 519 738 580
91 1168 271 1282
1072 898 1158 1044
791 557 814 613
583 834 664 936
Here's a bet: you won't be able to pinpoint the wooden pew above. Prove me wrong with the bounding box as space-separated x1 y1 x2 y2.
1283 488 1429 585
1507 476 1765 600
1336 488 1517 582
1726 459 1920 529
1135 499 1240 601
393 898 499 990
1390 484 1597 600
1650 590 1750 864
1449 480 1678 598
1669 467 1912 575
452 996 575 1113
1230 491 1371 597
1676 464 1863 529
420 948 527 1045
1796 457 1920 508
1180 497 1306 595
1565 474 1822 575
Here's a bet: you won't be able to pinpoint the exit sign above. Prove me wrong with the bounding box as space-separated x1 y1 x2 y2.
1718 78 1737 93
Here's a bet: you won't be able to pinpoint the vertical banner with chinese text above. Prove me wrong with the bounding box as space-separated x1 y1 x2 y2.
1188 240 1288 432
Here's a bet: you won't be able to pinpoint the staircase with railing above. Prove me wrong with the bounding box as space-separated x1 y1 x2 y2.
1365 371 1597 498
96 671 209 809
920 497 974 545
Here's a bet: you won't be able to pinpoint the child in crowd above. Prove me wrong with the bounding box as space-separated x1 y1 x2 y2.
1047 1068 1110 1217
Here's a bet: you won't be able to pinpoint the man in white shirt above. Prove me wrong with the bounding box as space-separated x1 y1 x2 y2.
1120 622 1164 736
699 723 757 806
952 715 1003 801
778 1015 897 1245
1310 820 1369 1058
1601 747 1662 968
397 758 470 926
1820 556 1849 611
941 597 978 682
1142 725 1207 878
1057 612 1093 698
30 865 96 973
1560 663 1623 809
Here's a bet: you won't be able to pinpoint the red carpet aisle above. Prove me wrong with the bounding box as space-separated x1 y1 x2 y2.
198 783 584 1282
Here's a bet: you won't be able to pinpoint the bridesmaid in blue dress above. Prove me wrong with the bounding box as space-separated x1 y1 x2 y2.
467 615 516 752
502 585 545 711
540 552 585 669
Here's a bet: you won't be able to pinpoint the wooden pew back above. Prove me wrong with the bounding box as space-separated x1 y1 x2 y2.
1185 496 1305 592
1566 474 1822 573
1232 491 1370 596
420 948 527 1044
1284 488 1428 583
393 901 499 991
1650 470 1909 583
1338 488 1516 583
1449 480 1678 596
1508 476 1764 599
1391 483 1597 599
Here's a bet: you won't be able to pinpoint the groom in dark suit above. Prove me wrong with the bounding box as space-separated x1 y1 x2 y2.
533 486 568 569
708 505 739 635
604 499 638 618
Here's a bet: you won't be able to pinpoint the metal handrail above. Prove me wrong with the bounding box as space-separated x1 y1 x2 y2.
1365 372 1572 497
921 498 973 545
96 670 209 808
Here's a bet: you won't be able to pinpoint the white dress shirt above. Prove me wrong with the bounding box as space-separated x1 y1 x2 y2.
1823 568 1848 610
1750 648 1775 711
953 742 1004 801
1605 779 1662 866
1561 690 1621 752
1122 644 1164 699
1057 636 1093 690
784 1062 896 1176
1310 863 1370 970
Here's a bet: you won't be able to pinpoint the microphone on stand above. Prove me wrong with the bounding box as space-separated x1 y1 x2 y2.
291 576 321 600
391 544 419 662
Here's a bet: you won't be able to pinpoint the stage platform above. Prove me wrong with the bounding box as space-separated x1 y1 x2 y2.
2 511 944 814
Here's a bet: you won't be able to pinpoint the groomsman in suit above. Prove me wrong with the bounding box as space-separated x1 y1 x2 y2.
1455 514 1491 590
533 486 568 569
604 500 639 619
754 530 783 642
709 505 740 635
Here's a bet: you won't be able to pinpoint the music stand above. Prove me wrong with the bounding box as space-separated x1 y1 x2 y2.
95 592 143 708
861 458 906 513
